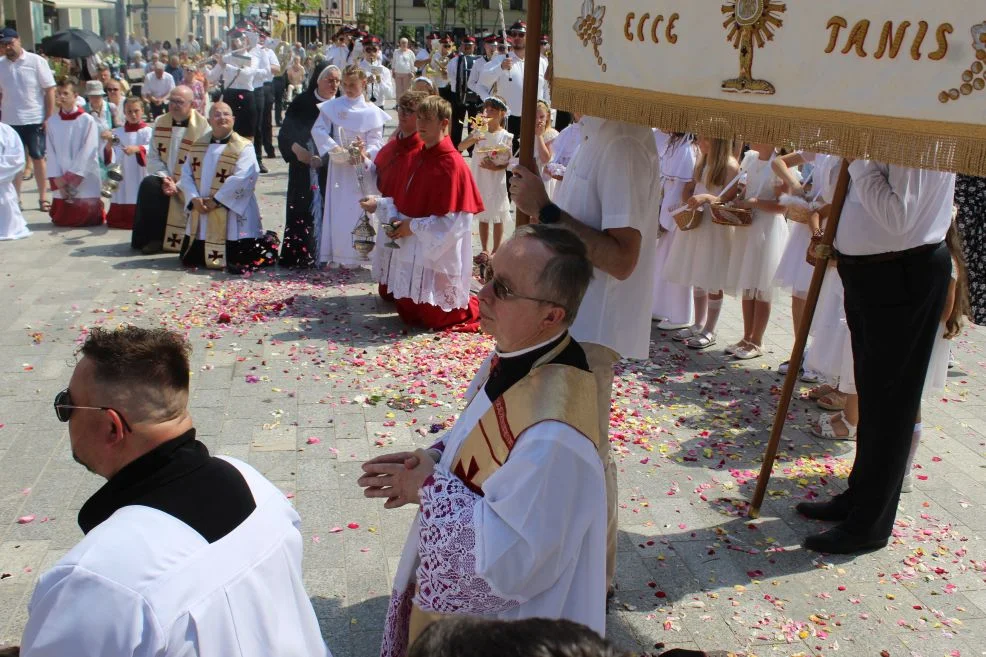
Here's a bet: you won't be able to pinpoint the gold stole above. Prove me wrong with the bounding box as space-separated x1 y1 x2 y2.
173 131 250 269
157 111 207 253
407 336 600 649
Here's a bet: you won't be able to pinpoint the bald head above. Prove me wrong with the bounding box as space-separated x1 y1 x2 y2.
209 101 234 136
168 85 195 121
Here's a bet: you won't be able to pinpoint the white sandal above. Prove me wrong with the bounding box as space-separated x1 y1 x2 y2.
672 325 702 342
811 412 857 441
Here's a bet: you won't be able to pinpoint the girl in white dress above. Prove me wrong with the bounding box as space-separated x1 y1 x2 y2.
724 145 790 359
534 100 559 198
459 96 512 255
902 222 971 491
663 135 738 350
651 131 697 329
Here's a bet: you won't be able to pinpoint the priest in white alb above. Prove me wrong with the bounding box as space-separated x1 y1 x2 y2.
132 85 207 253
174 102 276 273
45 77 105 227
359 224 607 657
0 121 30 240
311 64 388 267
104 97 152 229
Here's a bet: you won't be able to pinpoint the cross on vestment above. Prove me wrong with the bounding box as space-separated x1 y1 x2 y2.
217 168 230 183
167 232 182 247
453 457 482 491
208 249 223 263
156 142 167 159
191 157 201 174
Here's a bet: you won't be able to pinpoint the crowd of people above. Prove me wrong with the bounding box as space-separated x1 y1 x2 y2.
0 14 983 657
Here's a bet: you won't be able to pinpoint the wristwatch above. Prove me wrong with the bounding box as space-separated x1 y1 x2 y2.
538 202 562 225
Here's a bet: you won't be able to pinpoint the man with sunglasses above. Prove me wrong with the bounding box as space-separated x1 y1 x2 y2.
358 35 394 109
361 225 607 656
20 326 332 657
446 35 484 148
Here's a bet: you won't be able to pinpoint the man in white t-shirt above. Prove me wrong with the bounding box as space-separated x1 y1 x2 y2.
0 28 56 211
510 116 662 596
142 62 176 118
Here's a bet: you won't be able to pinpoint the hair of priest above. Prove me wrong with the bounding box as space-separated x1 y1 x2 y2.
514 223 594 326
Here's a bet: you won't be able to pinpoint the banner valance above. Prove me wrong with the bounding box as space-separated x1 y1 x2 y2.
553 0 986 175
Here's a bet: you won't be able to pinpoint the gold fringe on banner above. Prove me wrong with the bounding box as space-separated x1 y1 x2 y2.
553 78 986 177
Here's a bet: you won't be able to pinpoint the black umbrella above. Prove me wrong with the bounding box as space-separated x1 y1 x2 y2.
42 28 105 59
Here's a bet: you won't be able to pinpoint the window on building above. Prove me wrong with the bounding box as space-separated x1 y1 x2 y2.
413 0 425 6
509 0 523 10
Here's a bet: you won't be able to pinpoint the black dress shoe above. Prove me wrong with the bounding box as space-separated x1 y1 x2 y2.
258 162 269 174
795 499 850 522
803 525 888 554
265 150 276 158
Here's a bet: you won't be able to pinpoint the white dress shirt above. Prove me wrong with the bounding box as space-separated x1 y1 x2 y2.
142 72 176 100
467 56 494 100
391 48 416 75
478 53 547 118
0 50 56 125
208 55 258 91
554 117 663 360
834 161 955 256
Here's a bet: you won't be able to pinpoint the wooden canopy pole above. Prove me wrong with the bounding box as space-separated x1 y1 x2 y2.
515 0 544 227
749 160 851 518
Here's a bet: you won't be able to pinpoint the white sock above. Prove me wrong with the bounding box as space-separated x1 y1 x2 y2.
904 423 922 475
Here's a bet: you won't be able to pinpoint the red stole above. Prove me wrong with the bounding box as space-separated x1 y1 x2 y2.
59 108 85 120
396 135 484 218
374 131 424 204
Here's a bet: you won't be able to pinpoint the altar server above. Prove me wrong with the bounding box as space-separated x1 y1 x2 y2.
0 121 30 240
104 97 153 229
45 77 105 227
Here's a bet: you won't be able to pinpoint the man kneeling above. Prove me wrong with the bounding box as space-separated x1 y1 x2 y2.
18 327 331 657
359 225 607 657
172 102 277 273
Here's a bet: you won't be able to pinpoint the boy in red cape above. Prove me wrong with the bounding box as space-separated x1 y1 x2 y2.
362 95 484 331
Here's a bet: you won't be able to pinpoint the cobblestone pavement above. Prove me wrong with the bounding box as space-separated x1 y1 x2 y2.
1 126 985 657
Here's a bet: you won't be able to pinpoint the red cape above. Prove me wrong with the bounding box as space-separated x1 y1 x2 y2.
395 135 484 218
374 131 424 204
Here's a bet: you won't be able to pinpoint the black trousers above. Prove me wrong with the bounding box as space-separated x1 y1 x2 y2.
131 175 168 250
148 102 167 119
273 75 286 125
252 86 266 159
450 100 482 149
262 82 275 155
505 114 522 200
223 88 255 139
834 241 951 539
555 110 572 132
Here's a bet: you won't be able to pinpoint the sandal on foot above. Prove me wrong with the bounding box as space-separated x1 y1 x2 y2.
672 325 702 342
685 332 717 350
23 170 33 181
811 412 857 440
725 339 749 355
734 344 763 360
808 384 838 401
39 199 51 212
817 391 847 411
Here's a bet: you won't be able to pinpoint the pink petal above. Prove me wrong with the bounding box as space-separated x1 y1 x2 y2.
17 515 35 524
306 437 321 445
347 522 360 529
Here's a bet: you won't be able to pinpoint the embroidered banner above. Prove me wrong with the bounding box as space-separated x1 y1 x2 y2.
553 0 986 175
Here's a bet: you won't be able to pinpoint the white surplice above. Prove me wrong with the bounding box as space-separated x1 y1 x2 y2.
311 95 387 266
46 111 103 202
108 125 153 205
19 458 332 657
177 138 264 242
381 349 607 657
373 198 473 311
0 122 29 240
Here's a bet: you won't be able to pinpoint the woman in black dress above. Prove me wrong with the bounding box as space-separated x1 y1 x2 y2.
277 61 340 268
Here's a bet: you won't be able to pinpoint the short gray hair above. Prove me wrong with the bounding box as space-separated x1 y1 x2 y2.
513 224 594 325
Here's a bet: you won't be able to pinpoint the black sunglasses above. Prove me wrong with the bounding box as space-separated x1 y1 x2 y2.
54 389 133 432
486 266 558 305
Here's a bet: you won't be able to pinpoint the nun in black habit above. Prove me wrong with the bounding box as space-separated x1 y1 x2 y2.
277 61 340 268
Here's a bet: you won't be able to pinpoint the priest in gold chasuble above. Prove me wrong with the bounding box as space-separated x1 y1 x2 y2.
175 102 277 273
358 225 608 657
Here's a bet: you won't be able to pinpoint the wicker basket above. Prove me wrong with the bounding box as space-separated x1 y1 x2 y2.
672 206 703 231
805 232 836 267
711 203 753 227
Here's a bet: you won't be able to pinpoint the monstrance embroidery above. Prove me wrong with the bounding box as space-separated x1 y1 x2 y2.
938 21 986 103
721 0 786 95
